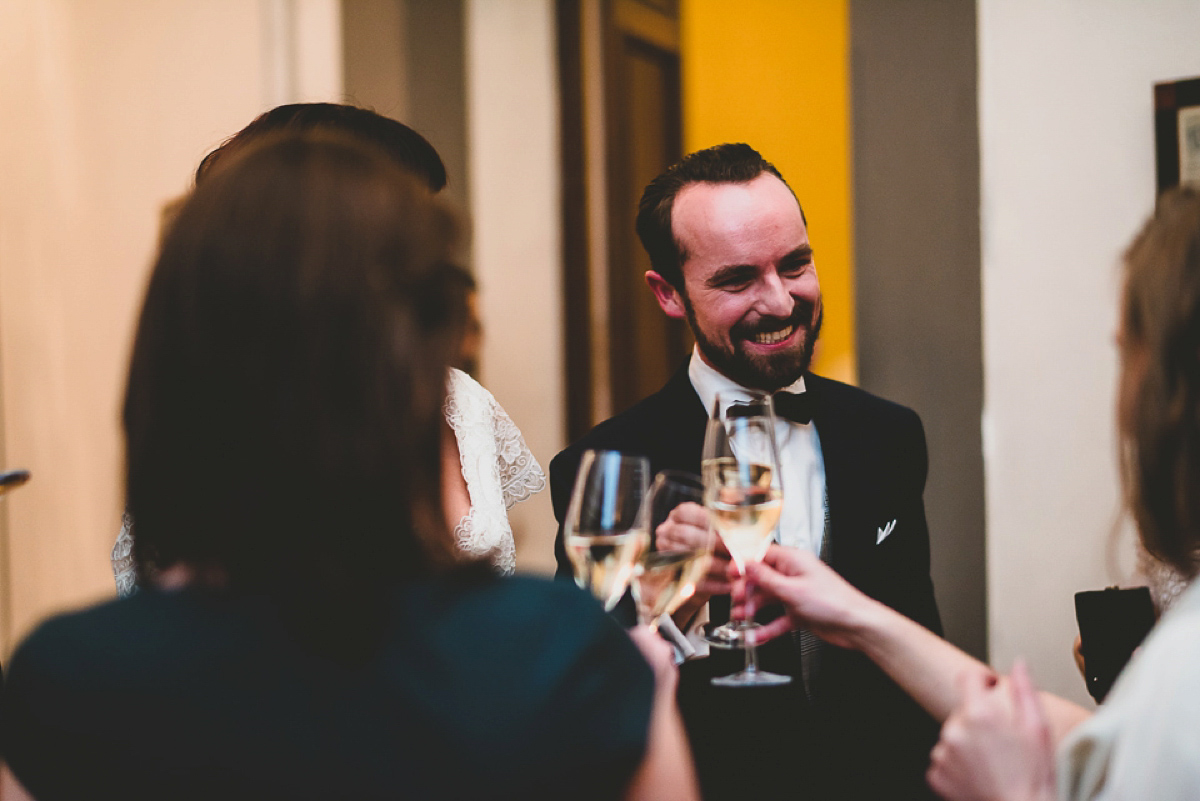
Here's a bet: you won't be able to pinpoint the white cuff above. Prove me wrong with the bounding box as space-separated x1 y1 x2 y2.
657 603 712 662
656 615 695 664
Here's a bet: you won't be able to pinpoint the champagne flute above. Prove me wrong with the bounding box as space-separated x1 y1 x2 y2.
702 390 777 649
564 450 651 611
631 471 714 630
705 411 792 687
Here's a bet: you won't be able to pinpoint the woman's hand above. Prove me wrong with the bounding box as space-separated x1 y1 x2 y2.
925 661 1056 801
624 626 699 801
732 545 883 649
628 625 679 690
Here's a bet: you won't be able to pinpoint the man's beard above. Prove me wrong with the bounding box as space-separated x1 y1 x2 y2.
684 295 823 392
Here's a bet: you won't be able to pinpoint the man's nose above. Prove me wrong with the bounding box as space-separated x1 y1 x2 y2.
755 273 794 318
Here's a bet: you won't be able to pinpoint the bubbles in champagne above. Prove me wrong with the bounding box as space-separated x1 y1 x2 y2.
632 549 711 626
565 530 649 611
703 457 781 571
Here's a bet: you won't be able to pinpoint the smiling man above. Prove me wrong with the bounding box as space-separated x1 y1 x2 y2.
550 144 943 801
645 164 822 392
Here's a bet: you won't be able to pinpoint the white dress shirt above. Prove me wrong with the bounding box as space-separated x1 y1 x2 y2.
688 348 827 555
658 349 828 662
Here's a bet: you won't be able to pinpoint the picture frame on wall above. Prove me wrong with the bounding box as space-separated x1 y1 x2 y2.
1154 76 1200 193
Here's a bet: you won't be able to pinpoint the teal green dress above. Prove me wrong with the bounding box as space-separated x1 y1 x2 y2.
1 575 652 800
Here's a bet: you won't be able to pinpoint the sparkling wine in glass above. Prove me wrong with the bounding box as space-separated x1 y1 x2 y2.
704 459 782 572
564 450 650 611
705 413 791 688
631 471 713 630
701 391 778 649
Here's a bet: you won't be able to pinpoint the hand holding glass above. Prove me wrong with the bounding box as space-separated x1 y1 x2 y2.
702 390 777 649
631 471 714 630
704 409 791 687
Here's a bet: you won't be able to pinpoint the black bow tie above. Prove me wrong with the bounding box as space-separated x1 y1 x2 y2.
772 391 813 425
727 391 813 425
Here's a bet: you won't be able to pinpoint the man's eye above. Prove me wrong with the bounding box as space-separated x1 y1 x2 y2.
780 261 811 277
716 277 753 292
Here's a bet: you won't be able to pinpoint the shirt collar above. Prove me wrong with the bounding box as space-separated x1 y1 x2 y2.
687 346 807 419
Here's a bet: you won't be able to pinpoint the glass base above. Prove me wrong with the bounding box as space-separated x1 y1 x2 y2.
712 669 792 687
703 621 760 650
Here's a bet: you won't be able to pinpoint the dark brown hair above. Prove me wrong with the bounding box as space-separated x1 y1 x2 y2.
1121 186 1200 578
195 103 447 192
635 143 803 291
125 132 461 652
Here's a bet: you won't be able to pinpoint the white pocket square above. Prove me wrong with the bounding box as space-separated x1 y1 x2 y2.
876 519 897 544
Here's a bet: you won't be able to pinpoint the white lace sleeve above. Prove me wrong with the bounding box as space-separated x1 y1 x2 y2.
111 512 139 597
492 400 547 511
444 370 545 574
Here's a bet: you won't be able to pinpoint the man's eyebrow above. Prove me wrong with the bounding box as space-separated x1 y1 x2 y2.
780 245 814 265
705 246 814 287
706 264 758 287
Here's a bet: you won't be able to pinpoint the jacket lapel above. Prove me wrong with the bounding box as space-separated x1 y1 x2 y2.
806 374 874 579
648 363 708 476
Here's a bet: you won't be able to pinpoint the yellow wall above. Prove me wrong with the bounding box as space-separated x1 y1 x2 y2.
680 0 855 383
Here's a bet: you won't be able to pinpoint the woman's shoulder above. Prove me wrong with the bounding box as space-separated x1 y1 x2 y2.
446 367 497 410
1124 579 1200 682
12 594 157 659
412 574 652 697
428 573 632 644
1059 580 1200 799
6 591 240 683
444 368 545 510
407 575 653 793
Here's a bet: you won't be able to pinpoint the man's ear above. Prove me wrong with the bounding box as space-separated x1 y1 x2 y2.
645 271 687 320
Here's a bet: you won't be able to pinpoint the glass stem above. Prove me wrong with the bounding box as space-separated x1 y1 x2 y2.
744 628 758 674
743 573 758 674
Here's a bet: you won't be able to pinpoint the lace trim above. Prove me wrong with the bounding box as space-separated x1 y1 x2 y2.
494 408 547 508
444 369 543 574
1140 546 1189 614
112 512 139 598
452 507 517 575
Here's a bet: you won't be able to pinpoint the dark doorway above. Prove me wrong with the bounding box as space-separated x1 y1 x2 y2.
558 0 689 441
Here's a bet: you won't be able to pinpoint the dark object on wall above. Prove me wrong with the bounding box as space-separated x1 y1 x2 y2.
0 469 30 496
1074 586 1156 703
1154 76 1200 194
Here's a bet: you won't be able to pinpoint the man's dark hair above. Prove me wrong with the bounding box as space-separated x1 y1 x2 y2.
195 103 447 192
635 143 804 291
126 132 463 657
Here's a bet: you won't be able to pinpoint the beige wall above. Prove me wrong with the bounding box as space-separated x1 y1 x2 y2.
0 0 564 659
979 0 1200 704
0 0 341 652
465 0 563 574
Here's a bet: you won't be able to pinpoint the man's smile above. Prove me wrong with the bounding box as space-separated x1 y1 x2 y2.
733 301 815 354
750 324 797 346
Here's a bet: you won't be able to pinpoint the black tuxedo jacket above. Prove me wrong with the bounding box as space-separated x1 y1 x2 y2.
550 364 943 801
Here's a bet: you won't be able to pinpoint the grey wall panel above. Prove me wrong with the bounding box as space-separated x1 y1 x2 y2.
850 0 986 658
342 0 469 217
406 0 469 216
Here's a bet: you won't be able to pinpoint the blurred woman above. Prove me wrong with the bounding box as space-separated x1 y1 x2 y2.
736 187 1200 800
112 104 541 596
3 133 695 801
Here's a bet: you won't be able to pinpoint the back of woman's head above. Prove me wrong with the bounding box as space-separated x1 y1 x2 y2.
1121 186 1200 578
124 133 461 621
194 103 447 192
